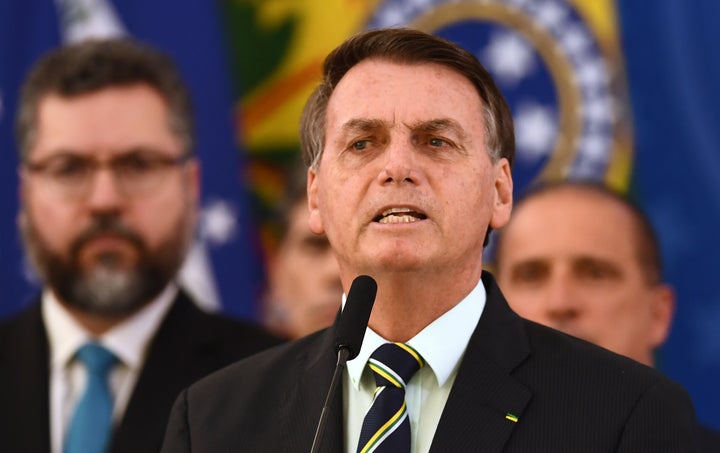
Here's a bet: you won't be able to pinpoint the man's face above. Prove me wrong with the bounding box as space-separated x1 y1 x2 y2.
19 84 199 317
495 189 673 365
267 198 342 339
307 59 512 284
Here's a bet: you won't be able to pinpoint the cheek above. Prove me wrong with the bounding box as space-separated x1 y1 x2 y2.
513 297 547 319
449 168 491 216
24 196 80 252
131 193 193 247
502 285 540 313
276 253 315 302
314 184 347 233
589 295 641 332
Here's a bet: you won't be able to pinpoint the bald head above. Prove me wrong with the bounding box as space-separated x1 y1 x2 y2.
494 182 674 366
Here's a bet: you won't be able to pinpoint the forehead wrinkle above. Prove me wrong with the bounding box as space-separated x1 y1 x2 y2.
341 118 391 134
405 118 468 140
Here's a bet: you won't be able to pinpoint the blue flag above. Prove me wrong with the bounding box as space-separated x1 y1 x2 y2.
0 0 61 318
618 0 720 430
0 0 262 320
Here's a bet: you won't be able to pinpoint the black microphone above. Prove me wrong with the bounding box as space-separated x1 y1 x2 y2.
310 275 377 453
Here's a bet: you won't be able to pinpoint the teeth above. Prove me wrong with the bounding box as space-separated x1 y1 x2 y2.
375 207 427 223
381 207 413 216
379 214 420 224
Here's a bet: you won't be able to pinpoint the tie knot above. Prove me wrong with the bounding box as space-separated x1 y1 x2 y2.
368 342 425 389
75 342 117 376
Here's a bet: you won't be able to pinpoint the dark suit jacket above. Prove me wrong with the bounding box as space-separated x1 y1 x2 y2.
161 273 700 452
699 424 720 453
0 290 282 453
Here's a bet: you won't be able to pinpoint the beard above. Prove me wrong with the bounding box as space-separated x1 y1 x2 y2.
21 211 192 318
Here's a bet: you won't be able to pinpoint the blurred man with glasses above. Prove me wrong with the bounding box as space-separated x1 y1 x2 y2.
0 38 280 453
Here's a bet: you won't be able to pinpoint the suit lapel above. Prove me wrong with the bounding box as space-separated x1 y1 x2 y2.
275 322 344 453
430 273 532 453
0 301 52 453
109 291 208 453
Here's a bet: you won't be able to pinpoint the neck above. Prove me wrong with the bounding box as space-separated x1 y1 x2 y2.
59 301 128 337
360 268 482 342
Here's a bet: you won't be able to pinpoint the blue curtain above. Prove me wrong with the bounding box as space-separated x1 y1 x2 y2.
618 0 720 430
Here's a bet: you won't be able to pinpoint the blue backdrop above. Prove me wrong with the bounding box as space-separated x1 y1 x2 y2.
618 0 720 430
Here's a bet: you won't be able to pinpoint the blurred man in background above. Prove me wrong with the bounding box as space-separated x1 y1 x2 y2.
494 181 673 366
262 160 342 339
494 180 720 450
0 38 280 453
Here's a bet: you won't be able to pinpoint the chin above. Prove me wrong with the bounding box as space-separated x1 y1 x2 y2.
368 253 428 273
80 249 138 270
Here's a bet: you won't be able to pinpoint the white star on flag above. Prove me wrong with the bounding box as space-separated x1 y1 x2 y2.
482 30 536 86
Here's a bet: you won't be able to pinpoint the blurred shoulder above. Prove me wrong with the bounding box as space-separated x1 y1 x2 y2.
187 327 329 398
520 318 694 414
168 290 283 348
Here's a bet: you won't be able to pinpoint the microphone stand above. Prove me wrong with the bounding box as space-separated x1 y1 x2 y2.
309 347 351 453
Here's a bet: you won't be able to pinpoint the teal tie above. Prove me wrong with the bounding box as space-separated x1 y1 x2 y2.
64 342 118 453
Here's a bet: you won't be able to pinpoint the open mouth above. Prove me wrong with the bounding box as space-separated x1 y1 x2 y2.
373 207 427 224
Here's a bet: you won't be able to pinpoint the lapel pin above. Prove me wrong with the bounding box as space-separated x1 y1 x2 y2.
505 413 519 423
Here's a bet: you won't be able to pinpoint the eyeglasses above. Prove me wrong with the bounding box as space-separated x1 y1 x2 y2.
23 150 191 200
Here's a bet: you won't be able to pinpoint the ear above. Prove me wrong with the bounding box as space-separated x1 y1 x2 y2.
307 167 325 234
649 283 675 348
265 248 280 286
18 166 28 205
185 157 201 205
16 168 29 242
489 157 513 229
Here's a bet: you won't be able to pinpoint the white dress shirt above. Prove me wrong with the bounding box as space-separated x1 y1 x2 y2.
344 278 486 453
43 284 177 453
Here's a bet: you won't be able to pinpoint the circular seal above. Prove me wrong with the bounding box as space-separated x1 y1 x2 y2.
367 0 632 193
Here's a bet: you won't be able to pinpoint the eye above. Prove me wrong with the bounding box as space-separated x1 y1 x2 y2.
429 137 446 147
352 140 369 151
114 153 165 178
46 156 93 180
575 259 620 282
510 261 549 285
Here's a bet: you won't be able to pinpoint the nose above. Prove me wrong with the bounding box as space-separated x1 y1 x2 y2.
377 139 418 185
85 167 124 213
542 275 582 326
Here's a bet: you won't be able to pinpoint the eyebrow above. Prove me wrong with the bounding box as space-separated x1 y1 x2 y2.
341 118 388 134
408 118 468 140
35 145 173 160
341 117 467 137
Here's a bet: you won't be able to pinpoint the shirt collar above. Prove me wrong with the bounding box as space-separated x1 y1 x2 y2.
43 284 178 370
346 278 486 389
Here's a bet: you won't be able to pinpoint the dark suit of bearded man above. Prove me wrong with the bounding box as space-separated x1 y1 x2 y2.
0 290 281 453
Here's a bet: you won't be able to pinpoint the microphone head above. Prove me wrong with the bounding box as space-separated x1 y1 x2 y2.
335 275 377 360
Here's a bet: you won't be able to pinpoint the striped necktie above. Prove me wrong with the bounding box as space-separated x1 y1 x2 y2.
65 342 118 453
356 342 425 453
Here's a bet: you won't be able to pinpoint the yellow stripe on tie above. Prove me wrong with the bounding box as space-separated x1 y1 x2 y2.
505 413 518 423
359 402 407 453
395 342 425 367
368 362 403 388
